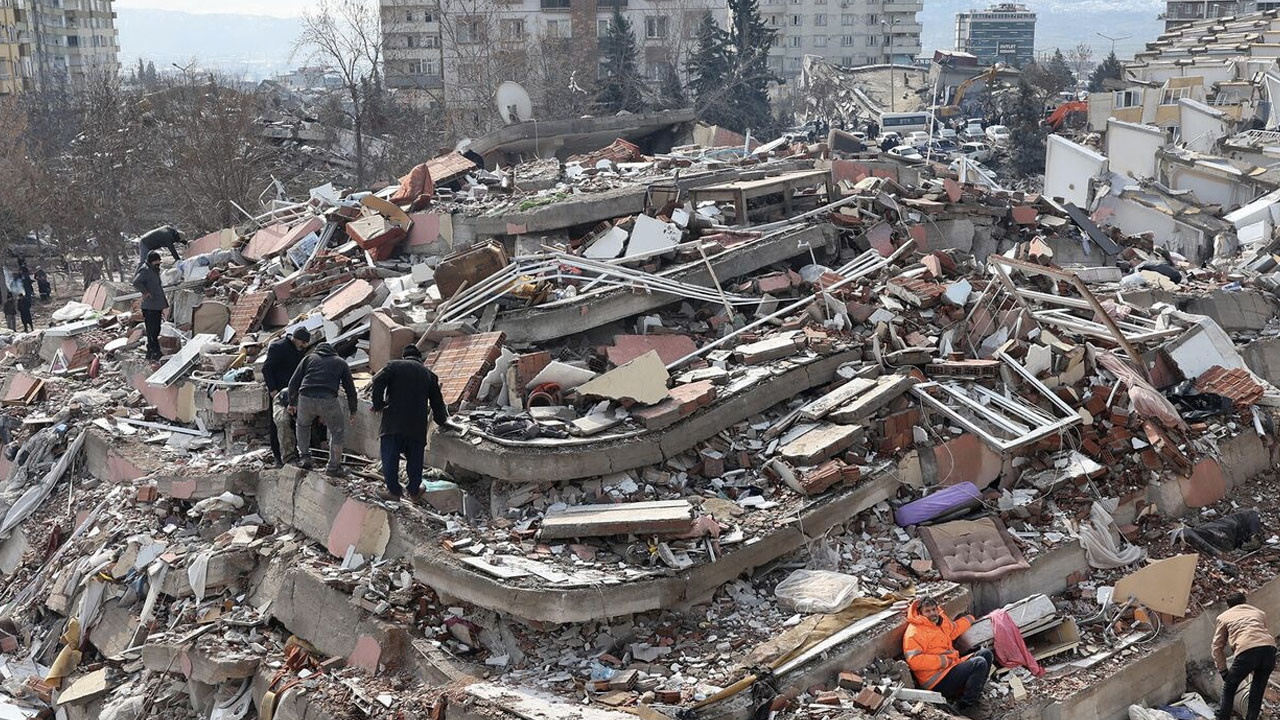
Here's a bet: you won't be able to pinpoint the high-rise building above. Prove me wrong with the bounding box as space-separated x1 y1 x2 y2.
11 0 120 91
1162 1 1257 30
0 0 33 95
763 0 922 80
954 3 1036 68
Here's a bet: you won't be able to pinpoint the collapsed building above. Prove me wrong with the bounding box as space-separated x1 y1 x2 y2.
0 87 1278 720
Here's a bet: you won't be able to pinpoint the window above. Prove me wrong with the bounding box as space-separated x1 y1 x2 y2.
546 19 571 37
841 34 854 46
1161 86 1192 105
457 18 483 43
814 35 828 46
866 13 877 23
598 18 610 36
646 16 668 38
841 13 855 24
1113 89 1141 108
407 34 417 47
406 11 415 21
866 35 876 45
791 14 802 25
499 18 525 39
788 35 801 46
767 14 781 25
424 35 440 48
815 14 827 25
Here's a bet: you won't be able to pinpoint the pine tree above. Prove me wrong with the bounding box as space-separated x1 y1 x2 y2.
145 61 158 86
657 62 687 109
1087 51 1124 92
1045 49 1075 94
597 9 645 114
687 13 734 126
725 0 777 135
1006 78 1048 178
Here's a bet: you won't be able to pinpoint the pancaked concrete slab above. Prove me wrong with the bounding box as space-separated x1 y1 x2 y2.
83 431 160 484
433 349 860 483
493 224 836 344
158 549 257 599
1183 289 1277 333
141 642 259 685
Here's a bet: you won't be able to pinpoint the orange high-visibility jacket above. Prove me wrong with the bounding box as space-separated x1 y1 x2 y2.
902 599 975 689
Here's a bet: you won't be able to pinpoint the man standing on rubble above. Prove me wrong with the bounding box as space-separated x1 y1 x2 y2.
133 251 168 361
137 225 186 264
369 344 456 502
262 327 311 467
1213 591 1277 720
903 597 991 713
287 342 358 477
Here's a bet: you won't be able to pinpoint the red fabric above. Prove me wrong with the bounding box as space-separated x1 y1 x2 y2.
990 608 1044 677
390 163 435 209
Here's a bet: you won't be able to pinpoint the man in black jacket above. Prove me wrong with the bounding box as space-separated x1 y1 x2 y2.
132 251 168 360
262 327 311 467
138 225 186 264
288 342 358 477
370 344 455 501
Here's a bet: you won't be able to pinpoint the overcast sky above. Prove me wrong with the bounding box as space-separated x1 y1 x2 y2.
114 0 308 17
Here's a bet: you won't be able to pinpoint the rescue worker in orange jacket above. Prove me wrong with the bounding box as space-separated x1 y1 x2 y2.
903 597 993 711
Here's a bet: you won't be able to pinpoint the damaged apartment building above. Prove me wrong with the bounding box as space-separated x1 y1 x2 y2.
0 70 1279 720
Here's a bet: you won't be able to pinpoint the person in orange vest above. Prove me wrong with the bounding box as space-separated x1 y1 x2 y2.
903 597 992 712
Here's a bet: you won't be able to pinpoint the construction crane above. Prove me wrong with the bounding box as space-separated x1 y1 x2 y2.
936 64 1003 119
1046 99 1088 129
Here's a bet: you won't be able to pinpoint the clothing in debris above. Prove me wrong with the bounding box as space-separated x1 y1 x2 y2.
1176 510 1264 557
287 343 357 413
138 225 184 263
990 608 1044 676
1218 645 1276 720
370 346 450 498
903 599 977 690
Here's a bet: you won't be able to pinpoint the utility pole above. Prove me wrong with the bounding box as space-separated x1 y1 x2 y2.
883 18 899 112
1095 32 1131 56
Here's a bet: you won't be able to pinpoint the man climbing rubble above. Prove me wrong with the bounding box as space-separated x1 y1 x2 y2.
262 327 311 467
137 224 186 264
369 344 457 502
287 341 357 477
903 597 991 714
1213 591 1277 720
132 250 168 361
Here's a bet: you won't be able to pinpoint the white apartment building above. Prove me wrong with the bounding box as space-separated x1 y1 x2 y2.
22 0 119 90
762 0 922 80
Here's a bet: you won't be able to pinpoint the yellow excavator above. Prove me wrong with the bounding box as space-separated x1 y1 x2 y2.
936 64 1004 119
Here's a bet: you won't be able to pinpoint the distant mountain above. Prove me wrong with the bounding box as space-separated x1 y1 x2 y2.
117 8 303 80
920 0 1166 60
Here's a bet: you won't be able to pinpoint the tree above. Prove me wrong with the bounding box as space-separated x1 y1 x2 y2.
1044 49 1075 94
725 0 778 134
294 0 383 187
1005 78 1047 178
1066 43 1094 78
1087 51 1124 93
687 13 733 125
657 62 687 110
597 9 645 114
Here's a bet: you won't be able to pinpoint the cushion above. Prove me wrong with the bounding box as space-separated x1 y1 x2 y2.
894 482 982 527
919 517 1030 583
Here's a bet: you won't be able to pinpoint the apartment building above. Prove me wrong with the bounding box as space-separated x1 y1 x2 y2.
5 0 119 91
1162 0 1257 30
763 0 922 79
954 3 1035 68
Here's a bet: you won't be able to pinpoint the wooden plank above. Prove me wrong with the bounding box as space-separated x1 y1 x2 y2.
146 333 217 387
539 499 696 540
799 377 877 420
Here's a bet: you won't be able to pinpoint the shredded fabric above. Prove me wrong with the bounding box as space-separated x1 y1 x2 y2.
1078 500 1147 570
990 608 1044 677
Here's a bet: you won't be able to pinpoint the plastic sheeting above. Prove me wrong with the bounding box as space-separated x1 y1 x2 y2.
774 569 862 614
1078 499 1147 570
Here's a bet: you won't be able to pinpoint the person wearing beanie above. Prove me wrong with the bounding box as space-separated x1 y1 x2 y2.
262 327 311 466
370 343 456 501
287 341 358 477
132 250 168 360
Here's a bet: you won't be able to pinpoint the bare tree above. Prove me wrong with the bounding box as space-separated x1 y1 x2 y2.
295 0 384 186
1066 42 1094 78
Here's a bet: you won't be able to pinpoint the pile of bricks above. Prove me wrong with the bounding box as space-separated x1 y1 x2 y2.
426 331 506 408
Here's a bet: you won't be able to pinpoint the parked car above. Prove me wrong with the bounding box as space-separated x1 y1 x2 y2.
879 131 902 146
986 125 1011 144
937 128 958 141
964 119 985 139
888 145 924 160
959 141 994 162
905 130 931 147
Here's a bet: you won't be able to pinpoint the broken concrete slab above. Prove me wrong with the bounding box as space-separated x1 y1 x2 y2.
574 350 669 406
779 423 863 464
539 500 696 540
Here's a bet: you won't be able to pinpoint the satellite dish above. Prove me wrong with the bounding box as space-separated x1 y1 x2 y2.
496 81 534 125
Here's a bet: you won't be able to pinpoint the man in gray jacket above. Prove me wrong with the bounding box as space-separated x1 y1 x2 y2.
132 251 168 360
287 342 358 477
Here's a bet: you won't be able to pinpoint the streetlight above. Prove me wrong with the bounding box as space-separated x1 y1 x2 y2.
1095 32 1130 56
882 18 900 112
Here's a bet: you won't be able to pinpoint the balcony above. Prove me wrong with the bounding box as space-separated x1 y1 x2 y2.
387 73 445 90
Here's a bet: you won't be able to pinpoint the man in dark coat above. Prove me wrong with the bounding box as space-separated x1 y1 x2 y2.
262 327 311 466
370 344 455 501
288 342 358 477
131 251 167 360
138 225 186 264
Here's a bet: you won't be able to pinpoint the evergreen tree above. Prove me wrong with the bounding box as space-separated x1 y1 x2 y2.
1006 78 1048 178
1087 51 1124 92
596 9 645 114
1045 49 1075 94
725 0 777 134
657 62 687 109
145 61 158 86
687 13 734 126
134 58 145 85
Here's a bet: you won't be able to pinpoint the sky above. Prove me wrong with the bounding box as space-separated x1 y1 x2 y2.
114 0 308 17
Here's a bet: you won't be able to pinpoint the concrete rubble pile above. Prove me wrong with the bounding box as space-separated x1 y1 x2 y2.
1 109 1280 720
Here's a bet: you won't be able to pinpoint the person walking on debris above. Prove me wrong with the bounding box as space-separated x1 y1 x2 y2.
287 341 357 478
2 291 15 333
262 327 311 467
138 225 186 264
132 250 168 361
903 597 992 713
370 344 456 502
1214 591 1277 720
34 268 50 302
